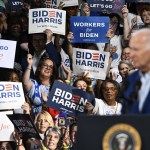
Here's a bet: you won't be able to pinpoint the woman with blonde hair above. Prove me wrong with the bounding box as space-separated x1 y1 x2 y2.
26 111 54 150
35 111 54 136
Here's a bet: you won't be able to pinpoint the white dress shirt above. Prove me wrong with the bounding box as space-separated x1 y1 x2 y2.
138 70 150 111
32 50 46 73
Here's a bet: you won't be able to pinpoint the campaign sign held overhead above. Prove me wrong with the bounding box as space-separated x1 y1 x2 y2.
70 16 109 43
7 114 41 140
46 80 95 117
0 39 16 69
57 0 78 7
0 82 25 110
73 48 110 80
29 8 66 35
8 0 23 11
87 0 125 13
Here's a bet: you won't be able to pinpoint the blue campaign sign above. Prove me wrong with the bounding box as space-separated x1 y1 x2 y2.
125 0 150 2
46 80 95 117
87 0 125 13
9 0 23 10
72 89 95 116
70 16 109 43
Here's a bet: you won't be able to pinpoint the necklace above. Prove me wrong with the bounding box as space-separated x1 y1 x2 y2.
114 102 118 115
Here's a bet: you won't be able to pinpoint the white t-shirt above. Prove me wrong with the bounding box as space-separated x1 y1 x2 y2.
92 98 122 115
32 50 45 73
138 71 150 112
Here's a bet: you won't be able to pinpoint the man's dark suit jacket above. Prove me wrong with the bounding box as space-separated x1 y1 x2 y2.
121 70 150 114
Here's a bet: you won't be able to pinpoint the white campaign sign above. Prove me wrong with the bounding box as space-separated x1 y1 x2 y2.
57 0 78 7
0 114 14 141
0 39 16 69
29 8 66 35
73 48 110 80
0 82 25 110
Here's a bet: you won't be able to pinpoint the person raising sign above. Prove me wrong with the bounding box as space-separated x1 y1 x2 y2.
23 54 58 116
85 80 122 116
21 29 61 79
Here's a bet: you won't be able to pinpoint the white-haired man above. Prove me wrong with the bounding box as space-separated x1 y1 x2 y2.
121 28 150 114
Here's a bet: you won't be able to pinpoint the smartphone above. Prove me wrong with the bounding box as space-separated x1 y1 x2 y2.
58 118 75 126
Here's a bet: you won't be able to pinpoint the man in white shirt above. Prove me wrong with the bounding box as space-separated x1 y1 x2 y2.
21 29 61 78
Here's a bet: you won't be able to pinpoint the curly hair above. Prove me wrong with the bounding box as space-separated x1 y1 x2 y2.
100 79 120 102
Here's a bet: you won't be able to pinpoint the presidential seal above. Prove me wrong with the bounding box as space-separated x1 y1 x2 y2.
102 123 141 150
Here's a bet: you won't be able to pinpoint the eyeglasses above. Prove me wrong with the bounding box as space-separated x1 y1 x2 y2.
122 52 130 55
103 87 117 92
42 64 53 70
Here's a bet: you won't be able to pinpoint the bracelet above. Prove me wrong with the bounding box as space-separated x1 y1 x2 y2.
65 80 71 84
27 67 31 70
63 145 70 149
87 85 92 88
17 144 23 147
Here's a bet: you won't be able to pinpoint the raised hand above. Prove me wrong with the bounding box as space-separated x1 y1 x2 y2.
85 102 94 114
67 32 74 41
58 1 65 10
122 5 129 19
43 29 53 43
27 53 33 66
21 102 31 114
83 3 90 16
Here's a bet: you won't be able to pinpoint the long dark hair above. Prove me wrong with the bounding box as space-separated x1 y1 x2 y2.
35 58 58 85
